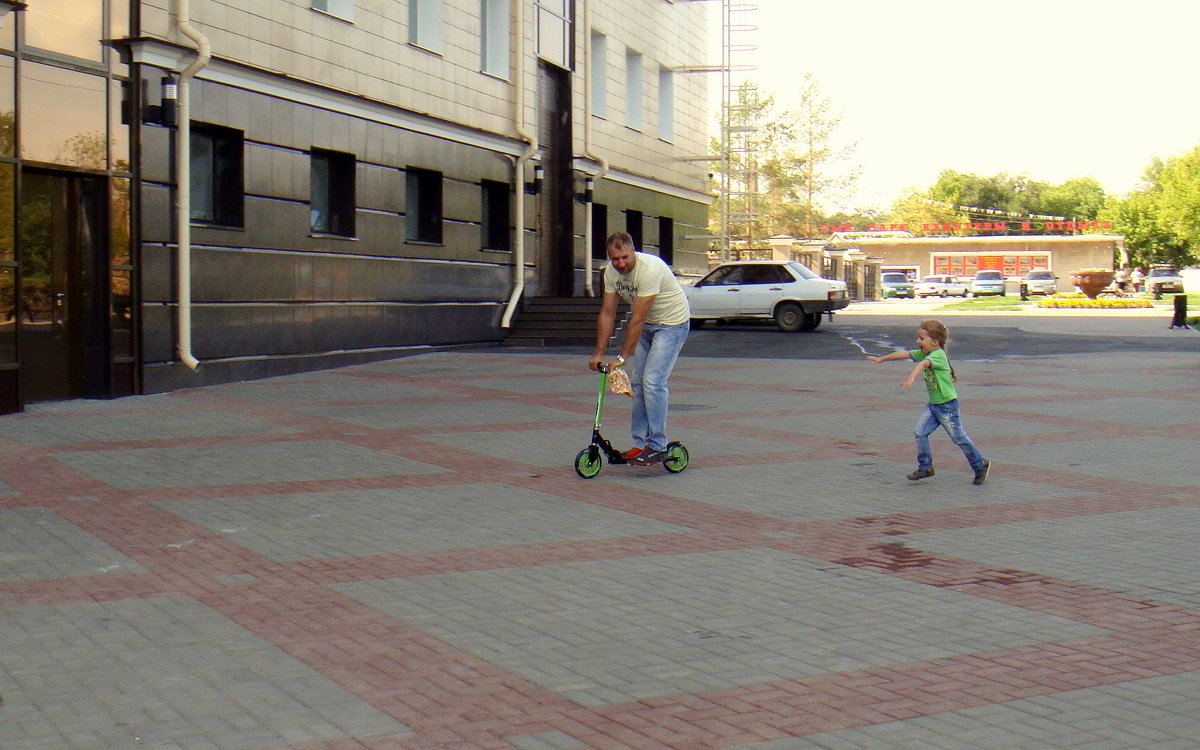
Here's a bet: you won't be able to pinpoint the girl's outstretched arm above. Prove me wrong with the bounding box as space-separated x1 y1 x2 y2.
866 350 911 364
901 358 932 389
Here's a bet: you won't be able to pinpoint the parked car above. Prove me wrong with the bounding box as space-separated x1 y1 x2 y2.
685 260 849 332
914 274 969 298
1145 265 1184 295
1021 269 1058 295
880 272 915 298
970 270 1006 296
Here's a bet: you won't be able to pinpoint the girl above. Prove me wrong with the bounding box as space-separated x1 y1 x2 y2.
867 319 990 484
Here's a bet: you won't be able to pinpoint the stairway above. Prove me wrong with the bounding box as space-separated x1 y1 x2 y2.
502 296 628 347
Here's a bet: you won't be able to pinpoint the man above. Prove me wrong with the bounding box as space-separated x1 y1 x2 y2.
588 232 690 465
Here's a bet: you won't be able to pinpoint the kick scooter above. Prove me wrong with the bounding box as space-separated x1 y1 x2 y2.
574 363 689 478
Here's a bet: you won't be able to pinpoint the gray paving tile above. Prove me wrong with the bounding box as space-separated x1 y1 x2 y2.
51 440 446 490
334 549 1102 708
746 671 1200 749
595 458 1083 521
897 506 1200 611
989 436 1198 487
0 508 146 581
214 373 453 404
0 479 17 496
160 483 688 562
303 399 582 429
1 410 296 445
999 395 1200 425
0 597 408 750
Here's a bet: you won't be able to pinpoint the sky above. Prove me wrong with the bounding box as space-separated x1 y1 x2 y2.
708 0 1200 212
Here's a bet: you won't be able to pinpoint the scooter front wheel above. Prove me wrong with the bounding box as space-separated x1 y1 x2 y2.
663 442 689 473
575 446 603 478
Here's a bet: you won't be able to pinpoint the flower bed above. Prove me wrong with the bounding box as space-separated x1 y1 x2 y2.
1036 297 1154 309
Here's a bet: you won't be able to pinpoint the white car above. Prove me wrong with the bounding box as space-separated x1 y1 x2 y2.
685 260 849 332
1021 270 1058 295
914 275 969 298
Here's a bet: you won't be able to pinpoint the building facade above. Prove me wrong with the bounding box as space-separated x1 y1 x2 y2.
0 0 712 414
823 234 1126 282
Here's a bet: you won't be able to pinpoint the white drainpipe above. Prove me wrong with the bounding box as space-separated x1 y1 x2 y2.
581 0 609 297
174 0 210 370
501 0 538 328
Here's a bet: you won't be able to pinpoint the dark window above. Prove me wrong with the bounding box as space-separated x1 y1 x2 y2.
625 209 642 251
658 216 674 265
406 167 443 243
310 148 356 237
481 179 511 251
591 202 608 260
700 265 743 286
190 124 243 227
742 264 788 284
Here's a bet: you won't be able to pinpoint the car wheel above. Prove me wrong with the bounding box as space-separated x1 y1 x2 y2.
940 290 948 298
690 318 705 329
774 302 804 332
800 312 822 331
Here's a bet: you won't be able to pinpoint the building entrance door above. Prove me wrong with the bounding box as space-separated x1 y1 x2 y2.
18 170 110 403
536 62 575 297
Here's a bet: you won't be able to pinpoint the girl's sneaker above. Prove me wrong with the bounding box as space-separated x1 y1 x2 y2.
906 467 935 481
972 460 991 485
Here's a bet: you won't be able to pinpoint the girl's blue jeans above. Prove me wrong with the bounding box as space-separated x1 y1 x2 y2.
915 399 985 471
629 321 689 452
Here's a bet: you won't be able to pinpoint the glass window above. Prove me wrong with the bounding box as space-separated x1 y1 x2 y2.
0 264 13 363
312 0 355 22
190 124 244 227
110 78 130 172
110 179 133 359
0 56 12 157
535 0 571 68
24 0 103 62
409 0 443 53
657 65 673 141
20 62 106 168
625 50 642 130
481 179 510 251
481 0 509 77
310 148 356 237
590 202 607 261
406 167 442 243
589 31 606 116
0 163 11 261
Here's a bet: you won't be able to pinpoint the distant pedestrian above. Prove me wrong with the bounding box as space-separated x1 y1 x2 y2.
866 319 990 484
1130 267 1145 294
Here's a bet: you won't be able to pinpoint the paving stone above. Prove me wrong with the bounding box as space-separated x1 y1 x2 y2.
0 411 296 445
0 507 146 581
50 439 447 489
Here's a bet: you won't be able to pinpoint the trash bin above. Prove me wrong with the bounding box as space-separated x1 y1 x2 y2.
1170 294 1189 329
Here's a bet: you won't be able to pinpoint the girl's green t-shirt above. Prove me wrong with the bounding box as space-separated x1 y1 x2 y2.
910 348 957 404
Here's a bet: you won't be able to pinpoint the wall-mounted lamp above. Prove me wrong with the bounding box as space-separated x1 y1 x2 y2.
0 0 27 25
576 176 594 204
160 76 178 126
525 164 543 195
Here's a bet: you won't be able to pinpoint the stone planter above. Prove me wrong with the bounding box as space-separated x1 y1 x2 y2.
1070 270 1114 299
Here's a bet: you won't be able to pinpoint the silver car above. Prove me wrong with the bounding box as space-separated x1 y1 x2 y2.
1021 270 1058 295
1145 266 1184 295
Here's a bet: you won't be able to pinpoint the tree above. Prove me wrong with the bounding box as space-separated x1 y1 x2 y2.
1102 148 1200 268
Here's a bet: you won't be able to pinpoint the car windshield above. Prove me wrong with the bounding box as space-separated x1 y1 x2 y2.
976 272 1002 280
787 261 819 280
882 273 908 283
1026 271 1053 279
921 276 942 283
1148 268 1177 277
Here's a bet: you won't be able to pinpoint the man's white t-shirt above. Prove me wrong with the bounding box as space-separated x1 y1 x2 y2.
603 252 690 326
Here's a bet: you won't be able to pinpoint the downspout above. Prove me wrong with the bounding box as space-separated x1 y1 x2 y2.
581 0 609 296
173 0 210 370
501 0 538 328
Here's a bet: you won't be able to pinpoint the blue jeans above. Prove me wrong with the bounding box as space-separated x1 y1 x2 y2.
629 322 689 452
915 399 985 471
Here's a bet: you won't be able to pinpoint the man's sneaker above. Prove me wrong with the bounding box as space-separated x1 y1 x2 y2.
621 446 644 461
972 460 991 485
906 467 935 481
633 448 666 465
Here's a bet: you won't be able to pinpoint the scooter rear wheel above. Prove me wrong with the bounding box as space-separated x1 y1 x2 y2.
663 442 689 473
575 447 603 478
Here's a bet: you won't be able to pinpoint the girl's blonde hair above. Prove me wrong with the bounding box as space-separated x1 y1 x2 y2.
918 319 956 381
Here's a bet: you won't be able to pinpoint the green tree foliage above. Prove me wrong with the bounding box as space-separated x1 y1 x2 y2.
883 170 1106 235
1102 148 1200 268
